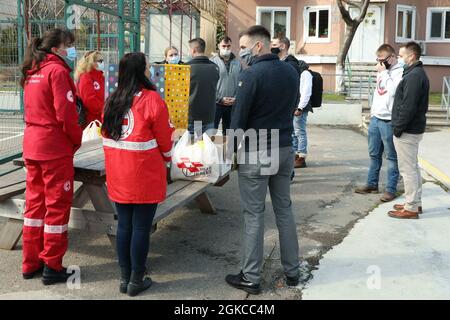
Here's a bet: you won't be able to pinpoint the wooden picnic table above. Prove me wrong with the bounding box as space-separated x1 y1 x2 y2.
0 139 229 250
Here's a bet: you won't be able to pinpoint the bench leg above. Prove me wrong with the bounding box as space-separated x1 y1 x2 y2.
0 218 23 250
85 184 117 250
72 185 91 208
107 234 117 251
195 192 216 215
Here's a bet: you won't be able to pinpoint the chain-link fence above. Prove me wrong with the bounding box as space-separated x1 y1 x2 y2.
0 0 140 164
0 1 23 164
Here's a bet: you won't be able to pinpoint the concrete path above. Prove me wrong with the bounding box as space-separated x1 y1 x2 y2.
302 182 450 300
0 126 386 300
419 129 450 189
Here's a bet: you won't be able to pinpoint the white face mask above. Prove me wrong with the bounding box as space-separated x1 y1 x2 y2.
96 61 105 71
220 48 232 58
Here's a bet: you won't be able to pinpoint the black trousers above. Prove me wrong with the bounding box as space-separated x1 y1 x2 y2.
214 104 232 134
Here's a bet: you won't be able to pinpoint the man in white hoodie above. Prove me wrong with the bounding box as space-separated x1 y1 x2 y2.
355 44 404 202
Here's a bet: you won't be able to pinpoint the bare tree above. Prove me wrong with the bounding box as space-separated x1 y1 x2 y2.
336 0 371 93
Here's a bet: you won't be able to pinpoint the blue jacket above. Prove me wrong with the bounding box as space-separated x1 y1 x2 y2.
230 54 300 151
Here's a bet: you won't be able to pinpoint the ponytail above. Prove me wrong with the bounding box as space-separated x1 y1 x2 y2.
20 28 75 88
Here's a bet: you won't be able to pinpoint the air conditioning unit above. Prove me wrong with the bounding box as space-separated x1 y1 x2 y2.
418 41 427 56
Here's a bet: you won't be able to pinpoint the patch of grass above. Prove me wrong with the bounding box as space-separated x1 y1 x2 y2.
322 93 347 102
429 92 442 106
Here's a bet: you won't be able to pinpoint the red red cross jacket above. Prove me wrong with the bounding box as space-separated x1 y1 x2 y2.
76 69 105 125
103 89 175 204
23 53 82 161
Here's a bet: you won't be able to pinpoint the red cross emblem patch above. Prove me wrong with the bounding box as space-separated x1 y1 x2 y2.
177 157 204 173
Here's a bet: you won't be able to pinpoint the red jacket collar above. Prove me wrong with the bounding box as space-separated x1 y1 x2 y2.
27 53 72 75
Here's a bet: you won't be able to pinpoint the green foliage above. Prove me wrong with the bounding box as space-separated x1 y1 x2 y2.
0 26 18 64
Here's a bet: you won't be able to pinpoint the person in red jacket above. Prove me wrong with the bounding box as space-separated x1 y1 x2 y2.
75 50 105 126
102 52 175 297
20 28 82 285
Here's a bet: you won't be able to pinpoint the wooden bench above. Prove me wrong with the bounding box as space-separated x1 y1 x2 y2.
0 169 26 202
0 139 230 250
0 169 27 250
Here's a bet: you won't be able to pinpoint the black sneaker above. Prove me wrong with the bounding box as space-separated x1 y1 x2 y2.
225 271 261 295
42 264 72 286
23 266 44 280
286 274 300 287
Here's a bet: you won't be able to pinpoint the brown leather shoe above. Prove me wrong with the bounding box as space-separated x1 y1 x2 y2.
294 155 306 169
393 204 423 214
388 209 419 219
355 185 379 194
380 192 397 202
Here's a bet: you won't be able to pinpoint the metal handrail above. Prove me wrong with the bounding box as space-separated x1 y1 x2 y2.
345 55 352 90
441 76 450 123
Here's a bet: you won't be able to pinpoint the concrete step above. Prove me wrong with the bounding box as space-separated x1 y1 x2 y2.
362 117 449 128
347 70 378 76
363 106 447 111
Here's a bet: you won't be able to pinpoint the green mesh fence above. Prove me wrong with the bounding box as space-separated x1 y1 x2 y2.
0 0 139 165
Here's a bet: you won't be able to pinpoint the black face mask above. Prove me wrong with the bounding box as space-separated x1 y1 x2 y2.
271 47 281 55
383 61 392 70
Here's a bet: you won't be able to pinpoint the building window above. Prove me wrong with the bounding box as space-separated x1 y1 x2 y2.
426 7 450 41
304 6 331 42
396 5 416 42
256 7 291 39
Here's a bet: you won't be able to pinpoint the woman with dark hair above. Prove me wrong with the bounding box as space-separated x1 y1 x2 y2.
102 52 175 297
20 28 82 285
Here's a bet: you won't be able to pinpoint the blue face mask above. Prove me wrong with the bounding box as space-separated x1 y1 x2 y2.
169 55 180 64
66 47 77 61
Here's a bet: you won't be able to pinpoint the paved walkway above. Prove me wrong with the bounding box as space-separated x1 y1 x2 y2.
302 182 450 300
419 129 450 189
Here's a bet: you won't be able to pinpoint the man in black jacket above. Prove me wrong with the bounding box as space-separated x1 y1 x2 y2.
388 42 429 220
225 26 300 295
187 38 219 135
271 37 312 170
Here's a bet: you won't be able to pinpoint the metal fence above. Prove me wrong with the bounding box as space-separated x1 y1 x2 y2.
0 0 140 164
320 73 376 104
442 76 450 123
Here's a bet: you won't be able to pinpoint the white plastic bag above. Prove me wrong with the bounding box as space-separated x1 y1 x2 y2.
82 120 102 143
170 131 221 183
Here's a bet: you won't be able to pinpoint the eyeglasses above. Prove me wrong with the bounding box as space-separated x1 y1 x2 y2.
376 55 392 63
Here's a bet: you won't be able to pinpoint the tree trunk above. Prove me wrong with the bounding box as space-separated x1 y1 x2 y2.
335 0 371 93
336 23 359 93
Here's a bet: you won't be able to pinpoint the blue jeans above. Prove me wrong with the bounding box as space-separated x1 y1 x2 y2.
115 203 158 273
188 121 215 136
367 117 399 194
292 111 308 157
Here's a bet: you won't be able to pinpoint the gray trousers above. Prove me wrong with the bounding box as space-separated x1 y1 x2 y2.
394 133 423 212
237 147 300 284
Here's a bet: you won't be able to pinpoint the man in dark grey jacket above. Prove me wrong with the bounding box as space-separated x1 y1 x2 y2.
388 41 429 220
187 38 219 135
225 26 300 295
210 36 242 135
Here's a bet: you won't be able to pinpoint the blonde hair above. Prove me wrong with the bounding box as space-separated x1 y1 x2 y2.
164 46 179 60
74 50 102 81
